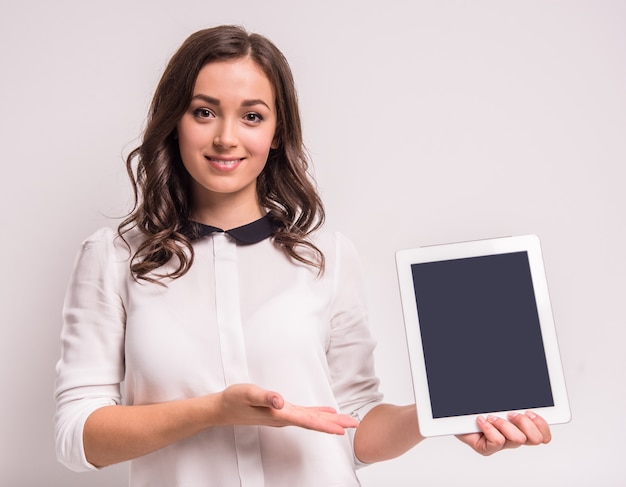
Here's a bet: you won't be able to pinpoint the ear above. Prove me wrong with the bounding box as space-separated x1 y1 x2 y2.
270 133 280 150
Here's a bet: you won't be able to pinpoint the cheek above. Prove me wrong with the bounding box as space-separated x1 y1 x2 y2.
247 128 278 156
176 123 203 159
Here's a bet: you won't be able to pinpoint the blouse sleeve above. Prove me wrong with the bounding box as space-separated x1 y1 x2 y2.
54 228 126 472
326 233 384 464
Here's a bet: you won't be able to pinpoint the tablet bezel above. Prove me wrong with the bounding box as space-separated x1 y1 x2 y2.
395 234 570 437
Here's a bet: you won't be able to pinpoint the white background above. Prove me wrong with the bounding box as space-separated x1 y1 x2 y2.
1 1 624 485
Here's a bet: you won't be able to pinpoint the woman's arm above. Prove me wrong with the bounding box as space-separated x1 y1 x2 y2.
83 384 358 467
353 404 551 463
353 404 424 463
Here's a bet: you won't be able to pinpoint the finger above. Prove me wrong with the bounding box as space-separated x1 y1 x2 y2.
507 412 545 445
308 406 338 414
300 408 358 431
525 411 552 444
314 416 355 435
484 415 527 447
332 412 359 429
280 404 358 434
268 394 284 410
244 384 284 409
476 415 528 453
475 416 508 454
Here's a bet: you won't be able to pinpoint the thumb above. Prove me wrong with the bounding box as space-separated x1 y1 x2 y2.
267 392 284 410
245 384 284 409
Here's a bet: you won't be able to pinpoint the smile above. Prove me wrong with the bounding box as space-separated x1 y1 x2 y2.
205 156 244 165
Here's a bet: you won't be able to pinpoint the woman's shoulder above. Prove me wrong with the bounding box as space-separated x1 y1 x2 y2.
77 225 142 260
309 227 358 252
308 227 362 273
80 226 116 244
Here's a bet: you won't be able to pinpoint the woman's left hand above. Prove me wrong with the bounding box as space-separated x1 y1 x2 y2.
455 411 552 456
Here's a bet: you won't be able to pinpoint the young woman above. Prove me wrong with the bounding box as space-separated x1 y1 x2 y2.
55 25 551 486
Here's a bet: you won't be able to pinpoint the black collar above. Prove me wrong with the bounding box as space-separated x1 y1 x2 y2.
180 214 277 245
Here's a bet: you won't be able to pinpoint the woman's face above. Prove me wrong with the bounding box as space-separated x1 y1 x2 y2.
177 57 277 220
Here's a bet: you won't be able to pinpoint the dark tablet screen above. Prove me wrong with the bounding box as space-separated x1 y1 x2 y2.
410 251 554 418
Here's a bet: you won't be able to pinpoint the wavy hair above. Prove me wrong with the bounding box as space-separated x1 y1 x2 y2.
119 25 325 282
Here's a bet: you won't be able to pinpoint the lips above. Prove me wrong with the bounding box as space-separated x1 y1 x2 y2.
205 155 244 171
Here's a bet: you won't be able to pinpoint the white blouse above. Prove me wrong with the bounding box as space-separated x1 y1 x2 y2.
54 222 383 486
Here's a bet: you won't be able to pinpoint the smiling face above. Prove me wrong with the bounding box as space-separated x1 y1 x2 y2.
176 57 278 226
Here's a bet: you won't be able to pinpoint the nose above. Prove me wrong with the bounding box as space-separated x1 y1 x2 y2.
213 119 238 149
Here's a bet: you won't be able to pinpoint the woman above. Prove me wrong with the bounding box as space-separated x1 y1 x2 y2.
55 25 551 486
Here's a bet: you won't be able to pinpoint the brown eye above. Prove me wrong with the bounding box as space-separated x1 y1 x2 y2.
193 108 213 119
243 112 263 123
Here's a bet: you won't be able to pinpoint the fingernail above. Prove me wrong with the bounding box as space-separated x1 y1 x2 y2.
477 416 486 424
508 412 519 419
271 397 280 408
526 411 537 420
487 415 498 423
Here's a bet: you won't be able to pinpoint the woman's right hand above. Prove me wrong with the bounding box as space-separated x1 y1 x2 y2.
84 383 357 468
216 384 358 435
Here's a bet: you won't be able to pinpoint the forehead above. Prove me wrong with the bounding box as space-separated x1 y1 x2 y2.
193 57 275 104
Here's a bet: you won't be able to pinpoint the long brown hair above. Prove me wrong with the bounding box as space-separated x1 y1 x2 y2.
119 25 325 282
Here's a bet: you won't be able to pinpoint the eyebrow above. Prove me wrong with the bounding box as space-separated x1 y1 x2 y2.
191 94 271 110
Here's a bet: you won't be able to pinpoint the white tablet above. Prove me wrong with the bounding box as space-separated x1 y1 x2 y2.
396 235 570 437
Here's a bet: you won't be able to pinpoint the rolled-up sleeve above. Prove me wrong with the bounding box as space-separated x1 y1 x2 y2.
326 233 383 465
54 228 126 471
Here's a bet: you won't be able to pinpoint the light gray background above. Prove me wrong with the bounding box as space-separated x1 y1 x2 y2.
1 1 624 486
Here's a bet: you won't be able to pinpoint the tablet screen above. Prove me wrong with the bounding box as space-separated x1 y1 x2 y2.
410 251 554 418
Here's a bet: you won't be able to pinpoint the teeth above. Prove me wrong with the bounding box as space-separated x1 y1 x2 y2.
208 157 241 165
